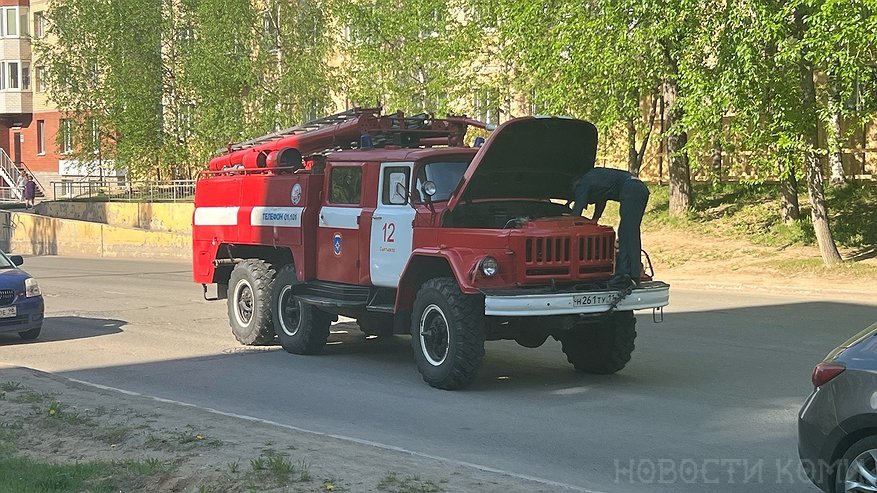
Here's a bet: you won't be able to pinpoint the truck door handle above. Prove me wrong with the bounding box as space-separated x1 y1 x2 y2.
372 216 382 220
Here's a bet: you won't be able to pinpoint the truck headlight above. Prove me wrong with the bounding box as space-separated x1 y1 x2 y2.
25 278 41 297
480 257 499 277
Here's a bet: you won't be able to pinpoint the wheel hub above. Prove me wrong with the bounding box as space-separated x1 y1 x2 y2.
420 304 449 366
234 280 254 326
277 285 302 337
846 449 877 492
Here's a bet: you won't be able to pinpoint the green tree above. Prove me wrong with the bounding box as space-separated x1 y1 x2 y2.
331 0 478 115
40 0 164 177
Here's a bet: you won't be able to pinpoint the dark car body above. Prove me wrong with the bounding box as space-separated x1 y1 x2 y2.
799 322 877 492
0 253 44 339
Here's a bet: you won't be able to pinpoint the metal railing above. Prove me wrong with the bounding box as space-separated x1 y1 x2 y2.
50 179 196 202
0 149 23 202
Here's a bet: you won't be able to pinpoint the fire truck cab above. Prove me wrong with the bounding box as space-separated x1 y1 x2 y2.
193 108 670 389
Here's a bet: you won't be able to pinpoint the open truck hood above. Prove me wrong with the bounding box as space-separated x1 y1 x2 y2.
447 116 598 211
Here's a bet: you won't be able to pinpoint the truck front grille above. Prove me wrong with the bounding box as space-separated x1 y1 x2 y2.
520 232 615 282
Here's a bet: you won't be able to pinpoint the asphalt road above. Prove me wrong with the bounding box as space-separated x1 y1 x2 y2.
2 256 875 492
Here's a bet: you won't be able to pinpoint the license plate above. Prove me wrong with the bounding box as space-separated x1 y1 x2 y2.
573 294 615 306
0 306 16 318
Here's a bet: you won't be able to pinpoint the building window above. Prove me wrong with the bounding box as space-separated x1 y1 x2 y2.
37 120 45 155
7 61 18 89
21 63 28 90
35 66 46 92
33 12 44 38
60 119 73 153
3 7 18 37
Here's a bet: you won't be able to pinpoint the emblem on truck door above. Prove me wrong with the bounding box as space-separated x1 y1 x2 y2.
291 183 302 205
333 233 342 256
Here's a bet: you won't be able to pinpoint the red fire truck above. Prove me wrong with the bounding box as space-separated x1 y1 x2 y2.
192 108 669 389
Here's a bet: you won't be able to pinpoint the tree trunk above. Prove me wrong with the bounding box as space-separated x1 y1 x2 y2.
626 118 638 176
663 78 691 216
778 157 800 224
711 138 722 182
796 7 843 265
827 74 846 186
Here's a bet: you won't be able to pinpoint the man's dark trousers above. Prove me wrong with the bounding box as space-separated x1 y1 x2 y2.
616 178 650 281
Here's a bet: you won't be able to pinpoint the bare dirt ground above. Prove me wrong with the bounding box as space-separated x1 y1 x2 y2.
0 364 565 493
644 228 877 301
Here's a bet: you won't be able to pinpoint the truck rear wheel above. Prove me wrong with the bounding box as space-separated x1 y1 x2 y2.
411 278 486 390
272 266 331 354
559 311 636 374
228 260 276 345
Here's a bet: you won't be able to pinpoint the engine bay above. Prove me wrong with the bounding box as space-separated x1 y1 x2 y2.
442 200 573 229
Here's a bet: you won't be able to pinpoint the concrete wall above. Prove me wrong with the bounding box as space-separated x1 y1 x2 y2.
0 211 192 261
34 201 194 234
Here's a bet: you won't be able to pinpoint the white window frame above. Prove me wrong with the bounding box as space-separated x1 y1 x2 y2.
60 119 73 154
35 66 46 92
2 7 18 38
33 11 44 38
0 61 26 91
36 120 45 155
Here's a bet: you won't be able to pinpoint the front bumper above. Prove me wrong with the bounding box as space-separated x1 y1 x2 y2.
482 281 670 316
0 296 44 334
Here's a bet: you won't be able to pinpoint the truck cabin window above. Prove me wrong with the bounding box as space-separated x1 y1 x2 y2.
415 161 470 202
329 166 362 204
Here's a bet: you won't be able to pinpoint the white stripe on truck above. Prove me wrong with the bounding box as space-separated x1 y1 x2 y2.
194 207 239 226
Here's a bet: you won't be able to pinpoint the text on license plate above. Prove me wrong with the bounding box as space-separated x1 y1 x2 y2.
573 294 615 306
0 306 16 318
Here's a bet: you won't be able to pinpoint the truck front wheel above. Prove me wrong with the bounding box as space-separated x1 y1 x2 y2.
228 260 276 345
272 266 331 355
559 311 636 374
411 278 486 390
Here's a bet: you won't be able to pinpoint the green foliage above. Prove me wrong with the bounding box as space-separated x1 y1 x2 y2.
0 452 173 493
330 0 479 115
377 472 443 493
643 181 877 251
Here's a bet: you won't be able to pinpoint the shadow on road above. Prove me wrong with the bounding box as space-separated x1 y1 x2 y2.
20 300 874 493
0 316 126 345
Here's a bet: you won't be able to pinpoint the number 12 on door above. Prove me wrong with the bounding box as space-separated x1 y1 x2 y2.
382 222 395 243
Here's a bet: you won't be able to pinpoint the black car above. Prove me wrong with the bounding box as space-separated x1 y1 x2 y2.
799 322 877 493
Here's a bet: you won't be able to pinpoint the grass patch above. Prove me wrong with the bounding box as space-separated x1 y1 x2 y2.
640 181 877 251
247 451 312 486
377 472 443 493
0 452 174 493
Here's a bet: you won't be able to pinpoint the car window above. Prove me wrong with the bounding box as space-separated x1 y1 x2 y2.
415 161 471 202
328 166 362 205
0 253 14 269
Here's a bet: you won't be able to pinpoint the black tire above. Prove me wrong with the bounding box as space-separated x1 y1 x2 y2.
835 435 877 493
410 278 486 390
559 311 636 374
227 260 276 345
271 265 331 354
18 326 41 340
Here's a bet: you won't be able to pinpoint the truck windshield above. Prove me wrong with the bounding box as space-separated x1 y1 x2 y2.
417 161 471 202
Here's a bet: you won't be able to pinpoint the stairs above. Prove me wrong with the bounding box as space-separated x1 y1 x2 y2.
0 147 45 202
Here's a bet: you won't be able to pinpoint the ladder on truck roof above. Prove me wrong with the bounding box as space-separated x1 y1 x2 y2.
226 107 381 153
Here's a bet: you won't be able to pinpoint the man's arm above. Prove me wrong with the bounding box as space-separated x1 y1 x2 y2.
591 201 606 222
572 180 589 216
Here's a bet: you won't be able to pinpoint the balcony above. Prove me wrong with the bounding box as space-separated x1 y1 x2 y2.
0 90 32 115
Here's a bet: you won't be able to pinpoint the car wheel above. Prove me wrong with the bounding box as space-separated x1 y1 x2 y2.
18 326 41 340
558 310 636 374
410 278 486 390
836 435 877 493
271 265 331 354
227 260 275 345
